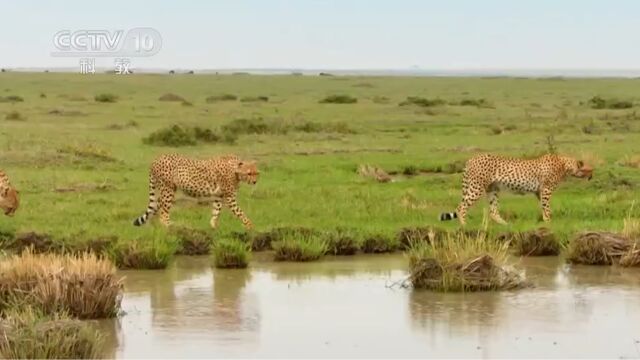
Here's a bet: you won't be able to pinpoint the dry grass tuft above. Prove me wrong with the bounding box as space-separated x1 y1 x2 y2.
508 228 561 256
357 164 392 183
566 232 631 265
0 250 123 319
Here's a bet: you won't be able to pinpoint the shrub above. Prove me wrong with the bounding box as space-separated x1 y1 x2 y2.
293 121 355 134
240 96 268 102
221 117 287 135
172 227 213 255
143 125 197 146
0 308 104 359
272 235 327 261
588 96 633 109
206 94 237 103
319 94 357 104
108 238 177 269
399 96 445 107
0 251 123 318
212 238 250 268
94 93 118 103
0 96 24 103
406 232 528 292
5 111 25 121
158 93 186 102
457 98 489 107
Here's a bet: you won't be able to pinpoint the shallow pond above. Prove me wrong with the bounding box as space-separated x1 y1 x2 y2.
100 254 640 358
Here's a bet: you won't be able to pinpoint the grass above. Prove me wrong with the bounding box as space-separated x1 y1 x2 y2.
108 237 177 269
212 238 250 268
143 124 237 146
0 308 104 359
0 250 123 318
508 228 562 256
361 233 398 253
2 72 640 260
323 228 360 255
5 111 25 121
272 234 327 261
406 230 528 292
172 226 213 255
565 231 631 265
206 94 237 102
94 93 118 103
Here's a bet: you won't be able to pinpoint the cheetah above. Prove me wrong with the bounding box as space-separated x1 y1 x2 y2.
440 153 593 225
0 170 19 217
133 154 259 229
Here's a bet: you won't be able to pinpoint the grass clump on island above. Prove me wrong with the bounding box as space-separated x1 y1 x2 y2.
0 250 123 319
323 228 360 255
212 238 250 268
172 227 213 255
565 231 632 265
108 237 177 270
406 230 528 292
361 233 398 253
0 308 104 359
272 234 327 261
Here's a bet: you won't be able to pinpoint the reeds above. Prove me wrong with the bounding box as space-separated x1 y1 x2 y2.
212 238 250 268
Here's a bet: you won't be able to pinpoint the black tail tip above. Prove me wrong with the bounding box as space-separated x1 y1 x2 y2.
133 218 142 226
440 212 457 221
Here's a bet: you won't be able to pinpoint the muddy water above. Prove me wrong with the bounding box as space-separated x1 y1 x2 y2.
100 254 640 358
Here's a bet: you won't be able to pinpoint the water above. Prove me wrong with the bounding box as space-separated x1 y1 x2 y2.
100 254 640 358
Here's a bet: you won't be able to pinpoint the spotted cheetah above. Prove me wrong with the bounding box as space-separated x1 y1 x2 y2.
0 170 19 217
133 154 259 229
440 153 593 225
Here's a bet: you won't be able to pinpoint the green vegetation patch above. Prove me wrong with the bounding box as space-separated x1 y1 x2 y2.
272 234 327 261
319 94 358 104
212 238 250 268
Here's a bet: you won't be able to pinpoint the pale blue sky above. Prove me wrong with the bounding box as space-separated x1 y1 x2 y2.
1 0 639 70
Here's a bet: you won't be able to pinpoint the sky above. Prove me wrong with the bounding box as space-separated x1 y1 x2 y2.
1 0 639 70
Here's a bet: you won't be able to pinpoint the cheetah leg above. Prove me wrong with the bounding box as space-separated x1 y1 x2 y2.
487 191 508 225
210 197 223 229
456 185 484 226
224 194 253 230
539 188 553 222
158 183 176 227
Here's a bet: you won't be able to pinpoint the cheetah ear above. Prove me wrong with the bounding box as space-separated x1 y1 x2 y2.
577 160 584 168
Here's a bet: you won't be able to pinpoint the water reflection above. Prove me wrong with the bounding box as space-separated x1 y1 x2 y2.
101 254 640 358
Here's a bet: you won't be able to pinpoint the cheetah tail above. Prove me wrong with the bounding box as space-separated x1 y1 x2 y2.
133 175 158 226
439 212 458 221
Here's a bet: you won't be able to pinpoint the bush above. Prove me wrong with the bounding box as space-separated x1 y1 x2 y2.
221 117 287 135
399 96 445 107
158 93 186 102
5 111 25 121
406 232 528 292
108 238 177 269
456 98 489 107
0 251 123 318
588 96 633 109
293 121 355 134
0 308 104 359
319 94 357 104
143 125 237 146
206 94 237 103
272 235 327 261
212 238 250 268
240 96 268 102
0 96 24 103
172 227 213 255
94 93 118 103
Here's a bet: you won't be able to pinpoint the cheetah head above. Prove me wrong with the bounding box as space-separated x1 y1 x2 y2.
236 161 259 185
0 186 19 217
562 157 593 180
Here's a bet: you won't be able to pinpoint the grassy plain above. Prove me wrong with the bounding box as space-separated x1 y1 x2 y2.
0 72 639 256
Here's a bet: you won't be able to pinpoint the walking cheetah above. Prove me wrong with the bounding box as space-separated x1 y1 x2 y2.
0 170 19 217
440 153 593 225
133 154 259 229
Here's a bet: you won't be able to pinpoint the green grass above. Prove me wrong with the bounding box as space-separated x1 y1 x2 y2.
272 234 327 261
323 228 360 255
361 233 398 253
212 238 250 268
0 308 104 359
1 72 640 262
107 235 177 269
